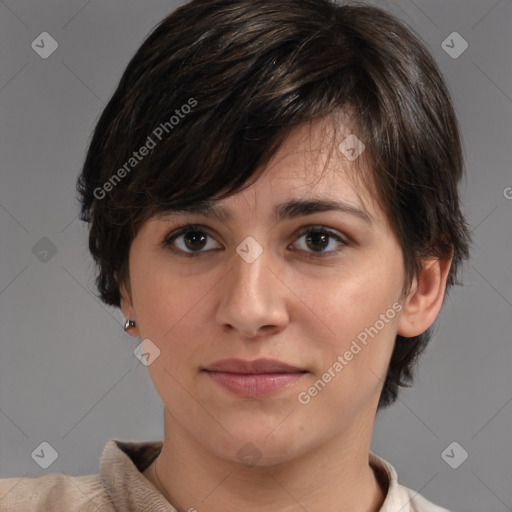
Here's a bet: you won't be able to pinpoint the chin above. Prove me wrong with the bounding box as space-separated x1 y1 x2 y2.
203 423 314 468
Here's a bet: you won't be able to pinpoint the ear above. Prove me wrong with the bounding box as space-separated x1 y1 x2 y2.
397 255 453 338
119 278 140 338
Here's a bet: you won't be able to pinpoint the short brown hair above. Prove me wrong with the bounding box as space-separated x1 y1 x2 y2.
77 0 472 408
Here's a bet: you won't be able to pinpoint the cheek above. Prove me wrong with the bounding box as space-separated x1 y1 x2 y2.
305 258 399 342
296 298 399 423
131 270 210 417
129 254 224 378
298 258 401 402
130 251 203 335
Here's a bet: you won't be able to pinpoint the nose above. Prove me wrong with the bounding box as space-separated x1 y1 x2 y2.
215 241 290 339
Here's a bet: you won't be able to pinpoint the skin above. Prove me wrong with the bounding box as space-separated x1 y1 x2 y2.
120 118 452 512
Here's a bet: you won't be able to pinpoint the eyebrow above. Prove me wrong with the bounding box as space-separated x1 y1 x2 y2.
161 198 373 225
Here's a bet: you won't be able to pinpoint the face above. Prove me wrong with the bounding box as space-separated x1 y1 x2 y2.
121 119 410 465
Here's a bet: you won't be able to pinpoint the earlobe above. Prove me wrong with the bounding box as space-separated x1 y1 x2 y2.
119 282 140 337
397 256 453 338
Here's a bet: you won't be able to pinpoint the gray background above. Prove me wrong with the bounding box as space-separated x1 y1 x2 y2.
0 0 511 510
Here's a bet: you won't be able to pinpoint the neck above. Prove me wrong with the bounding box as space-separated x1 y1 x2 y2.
143 408 387 512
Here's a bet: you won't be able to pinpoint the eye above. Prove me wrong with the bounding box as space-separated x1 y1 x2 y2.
162 224 221 256
291 226 347 258
162 224 347 258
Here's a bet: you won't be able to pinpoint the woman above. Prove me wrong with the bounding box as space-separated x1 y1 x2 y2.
0 0 471 510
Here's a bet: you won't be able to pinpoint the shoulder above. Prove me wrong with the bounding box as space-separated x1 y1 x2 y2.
369 451 452 512
397 483 452 512
0 439 166 512
0 472 113 512
398 484 450 512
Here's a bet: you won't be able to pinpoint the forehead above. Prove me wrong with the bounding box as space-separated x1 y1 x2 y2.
224 116 381 223
155 115 386 231
262 117 363 189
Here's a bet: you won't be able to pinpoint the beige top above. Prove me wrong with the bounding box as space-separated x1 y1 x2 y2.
0 440 450 511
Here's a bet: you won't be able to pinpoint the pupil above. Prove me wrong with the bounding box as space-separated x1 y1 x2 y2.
185 231 207 250
307 232 328 251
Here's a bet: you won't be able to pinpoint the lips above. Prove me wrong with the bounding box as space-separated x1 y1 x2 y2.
202 358 307 398
203 358 305 374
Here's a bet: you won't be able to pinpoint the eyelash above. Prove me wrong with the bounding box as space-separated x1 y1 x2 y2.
162 224 348 259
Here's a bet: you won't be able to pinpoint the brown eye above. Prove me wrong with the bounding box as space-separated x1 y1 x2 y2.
162 224 347 259
182 230 208 251
291 226 347 258
163 224 221 256
305 232 329 252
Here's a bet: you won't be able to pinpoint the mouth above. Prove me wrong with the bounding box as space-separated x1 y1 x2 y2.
202 358 308 398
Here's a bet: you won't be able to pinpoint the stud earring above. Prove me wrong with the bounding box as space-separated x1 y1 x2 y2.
123 319 136 332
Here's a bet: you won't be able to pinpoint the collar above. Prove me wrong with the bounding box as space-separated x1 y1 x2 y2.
99 440 420 512
100 439 176 511
369 451 419 511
